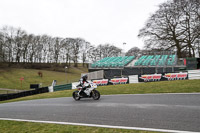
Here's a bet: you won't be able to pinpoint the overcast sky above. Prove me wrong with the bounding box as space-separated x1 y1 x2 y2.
0 0 166 52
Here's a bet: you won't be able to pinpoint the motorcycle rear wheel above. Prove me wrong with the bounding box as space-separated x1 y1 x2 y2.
73 91 81 101
92 90 100 100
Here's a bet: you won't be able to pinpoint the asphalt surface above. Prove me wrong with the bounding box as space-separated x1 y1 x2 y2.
0 93 200 132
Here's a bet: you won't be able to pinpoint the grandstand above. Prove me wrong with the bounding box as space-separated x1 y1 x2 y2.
91 56 135 68
89 52 186 79
134 54 177 67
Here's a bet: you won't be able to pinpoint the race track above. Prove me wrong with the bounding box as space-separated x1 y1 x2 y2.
0 93 200 132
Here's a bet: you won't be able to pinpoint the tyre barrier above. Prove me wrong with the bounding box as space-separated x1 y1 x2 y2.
0 87 49 101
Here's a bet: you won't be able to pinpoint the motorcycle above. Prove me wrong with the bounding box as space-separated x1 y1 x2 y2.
72 82 100 101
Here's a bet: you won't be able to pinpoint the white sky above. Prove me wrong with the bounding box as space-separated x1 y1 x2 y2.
0 0 166 52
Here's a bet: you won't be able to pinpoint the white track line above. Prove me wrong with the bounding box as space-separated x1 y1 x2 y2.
103 93 200 96
0 118 199 133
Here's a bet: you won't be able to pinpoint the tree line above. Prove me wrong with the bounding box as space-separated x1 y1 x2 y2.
0 26 126 66
0 0 199 66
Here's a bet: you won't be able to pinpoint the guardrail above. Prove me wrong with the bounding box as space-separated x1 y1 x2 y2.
188 70 200 80
0 87 49 101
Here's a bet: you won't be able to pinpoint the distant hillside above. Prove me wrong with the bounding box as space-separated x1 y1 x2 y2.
0 65 88 91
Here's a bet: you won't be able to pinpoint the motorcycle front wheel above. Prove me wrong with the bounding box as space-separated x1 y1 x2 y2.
72 91 81 101
92 90 100 100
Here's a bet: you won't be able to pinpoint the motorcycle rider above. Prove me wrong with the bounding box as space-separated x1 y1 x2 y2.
77 74 89 96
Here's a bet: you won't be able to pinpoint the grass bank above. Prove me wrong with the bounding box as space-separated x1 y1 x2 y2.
0 90 22 94
1 79 200 104
0 120 158 133
0 67 87 90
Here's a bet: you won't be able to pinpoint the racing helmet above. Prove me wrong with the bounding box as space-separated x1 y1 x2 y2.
82 74 88 80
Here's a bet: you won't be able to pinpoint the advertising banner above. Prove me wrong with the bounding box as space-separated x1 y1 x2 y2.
138 72 188 82
92 79 109 86
163 73 188 80
139 74 162 82
109 78 128 85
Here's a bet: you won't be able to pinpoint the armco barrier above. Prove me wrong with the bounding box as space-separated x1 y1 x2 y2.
53 83 72 91
0 87 49 101
129 75 139 83
188 70 200 80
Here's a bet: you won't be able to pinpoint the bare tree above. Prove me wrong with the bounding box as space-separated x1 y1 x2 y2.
21 34 31 63
28 35 40 63
138 0 200 58
0 31 4 62
40 35 50 63
96 44 122 58
1 26 15 62
0 25 125 65
62 38 73 66
52 37 62 63
87 45 98 63
13 28 27 63
70 38 84 67
126 47 141 57
80 41 92 67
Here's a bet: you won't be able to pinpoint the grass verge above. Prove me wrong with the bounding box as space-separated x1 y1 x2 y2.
0 120 158 133
0 90 14 94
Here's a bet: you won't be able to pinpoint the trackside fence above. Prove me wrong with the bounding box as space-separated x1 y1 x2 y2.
71 70 200 87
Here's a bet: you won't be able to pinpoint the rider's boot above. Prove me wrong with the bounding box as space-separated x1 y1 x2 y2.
79 90 85 97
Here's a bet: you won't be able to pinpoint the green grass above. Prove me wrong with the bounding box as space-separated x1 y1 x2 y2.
0 68 87 90
0 120 158 133
0 90 20 94
99 79 200 95
1 79 200 104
